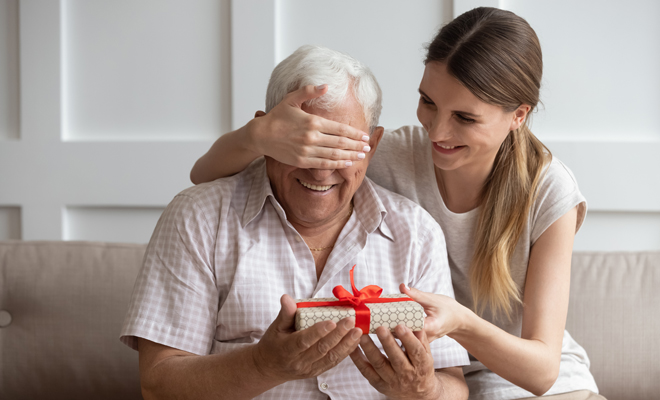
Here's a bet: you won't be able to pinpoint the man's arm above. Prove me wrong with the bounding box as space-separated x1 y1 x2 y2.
434 367 469 400
139 339 275 400
138 295 362 400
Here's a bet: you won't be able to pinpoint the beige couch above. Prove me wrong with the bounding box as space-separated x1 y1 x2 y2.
0 241 658 399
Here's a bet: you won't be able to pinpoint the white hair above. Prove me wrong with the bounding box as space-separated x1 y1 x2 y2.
265 45 382 132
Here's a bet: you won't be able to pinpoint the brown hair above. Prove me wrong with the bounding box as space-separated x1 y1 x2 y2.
426 7 551 318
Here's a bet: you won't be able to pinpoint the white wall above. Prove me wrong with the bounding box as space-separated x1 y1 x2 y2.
0 0 658 250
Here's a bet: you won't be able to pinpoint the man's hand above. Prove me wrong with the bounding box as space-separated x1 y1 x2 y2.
350 325 443 400
252 294 363 383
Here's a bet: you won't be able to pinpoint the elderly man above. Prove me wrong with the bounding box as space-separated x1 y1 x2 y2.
121 45 469 399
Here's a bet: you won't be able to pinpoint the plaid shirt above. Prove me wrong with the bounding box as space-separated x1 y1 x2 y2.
121 158 469 399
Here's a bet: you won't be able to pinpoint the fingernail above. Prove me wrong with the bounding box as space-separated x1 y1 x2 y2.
316 84 327 90
345 161 353 167
376 329 388 340
343 318 355 329
395 324 407 335
362 146 371 152
357 153 366 160
361 135 370 142
404 285 410 291
352 329 362 340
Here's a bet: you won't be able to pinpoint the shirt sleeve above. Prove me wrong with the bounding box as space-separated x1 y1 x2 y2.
120 193 219 355
530 159 588 245
410 213 470 369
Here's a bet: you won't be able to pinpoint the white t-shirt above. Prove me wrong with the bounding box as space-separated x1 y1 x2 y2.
367 125 598 400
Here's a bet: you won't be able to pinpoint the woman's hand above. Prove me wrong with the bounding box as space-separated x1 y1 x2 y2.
400 284 468 342
246 84 371 169
350 325 442 400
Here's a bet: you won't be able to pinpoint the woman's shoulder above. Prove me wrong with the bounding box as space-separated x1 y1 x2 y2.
380 125 429 149
530 156 587 242
537 157 583 202
372 125 429 169
543 157 580 185
367 125 433 205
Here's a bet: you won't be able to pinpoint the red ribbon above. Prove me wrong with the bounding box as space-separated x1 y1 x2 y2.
296 265 414 334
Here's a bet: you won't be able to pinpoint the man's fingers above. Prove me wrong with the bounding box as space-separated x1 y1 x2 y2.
350 346 384 387
376 326 415 374
273 294 299 333
283 319 338 357
412 329 433 353
286 84 329 108
307 325 363 373
359 334 396 382
395 325 433 370
301 318 357 363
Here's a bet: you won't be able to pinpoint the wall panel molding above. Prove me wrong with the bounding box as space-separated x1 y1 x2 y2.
546 140 660 212
230 0 277 129
61 0 231 141
574 211 660 251
19 0 63 143
0 206 21 240
0 141 210 240
64 206 165 243
0 0 20 140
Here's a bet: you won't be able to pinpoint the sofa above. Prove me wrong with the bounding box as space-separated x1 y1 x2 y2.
0 240 658 400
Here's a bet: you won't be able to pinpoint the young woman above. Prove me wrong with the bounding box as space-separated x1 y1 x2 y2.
190 7 603 400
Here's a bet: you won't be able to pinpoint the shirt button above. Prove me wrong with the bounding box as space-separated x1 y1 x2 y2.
295 236 302 242
320 382 329 390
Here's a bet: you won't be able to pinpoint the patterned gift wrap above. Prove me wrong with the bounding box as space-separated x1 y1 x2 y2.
295 294 425 333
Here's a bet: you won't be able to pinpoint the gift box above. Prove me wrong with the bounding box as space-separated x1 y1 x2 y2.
295 266 425 334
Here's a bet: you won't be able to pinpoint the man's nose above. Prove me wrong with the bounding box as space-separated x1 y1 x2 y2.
308 169 334 181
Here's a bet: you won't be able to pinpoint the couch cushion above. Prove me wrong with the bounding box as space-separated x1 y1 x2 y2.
567 251 660 400
0 241 146 400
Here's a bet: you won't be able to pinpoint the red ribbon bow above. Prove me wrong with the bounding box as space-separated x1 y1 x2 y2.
296 265 413 334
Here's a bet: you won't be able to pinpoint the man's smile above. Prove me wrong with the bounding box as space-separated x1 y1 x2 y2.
297 179 334 192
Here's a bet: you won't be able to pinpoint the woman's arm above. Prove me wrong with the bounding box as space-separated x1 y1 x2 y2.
403 206 578 396
190 84 371 184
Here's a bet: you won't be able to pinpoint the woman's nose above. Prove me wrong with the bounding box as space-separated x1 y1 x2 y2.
427 115 453 142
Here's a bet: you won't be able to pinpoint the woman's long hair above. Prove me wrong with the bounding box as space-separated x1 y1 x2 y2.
426 7 551 319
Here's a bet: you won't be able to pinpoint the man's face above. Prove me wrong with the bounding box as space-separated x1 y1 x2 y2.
266 94 381 229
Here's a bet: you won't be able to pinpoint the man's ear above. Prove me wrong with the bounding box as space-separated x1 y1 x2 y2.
365 126 385 162
254 110 267 118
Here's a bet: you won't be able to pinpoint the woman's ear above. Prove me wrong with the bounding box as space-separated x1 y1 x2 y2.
254 110 267 118
509 104 531 131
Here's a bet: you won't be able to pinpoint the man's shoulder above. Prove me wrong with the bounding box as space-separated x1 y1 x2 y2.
170 158 267 224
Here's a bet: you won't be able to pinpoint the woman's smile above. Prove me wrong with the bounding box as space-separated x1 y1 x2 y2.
433 142 466 155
